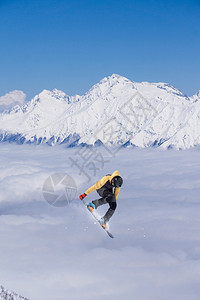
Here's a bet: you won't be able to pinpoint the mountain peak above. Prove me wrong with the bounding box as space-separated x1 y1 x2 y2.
82 73 134 101
0 285 28 300
101 73 131 84
190 90 200 103
35 88 70 104
0 74 199 149
196 90 200 97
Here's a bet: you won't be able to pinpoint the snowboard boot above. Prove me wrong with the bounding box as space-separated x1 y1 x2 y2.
99 218 108 230
87 202 96 213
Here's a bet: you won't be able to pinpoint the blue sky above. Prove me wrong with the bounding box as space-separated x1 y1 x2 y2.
0 0 200 100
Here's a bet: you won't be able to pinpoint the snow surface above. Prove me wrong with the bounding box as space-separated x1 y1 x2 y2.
0 74 200 149
0 143 200 300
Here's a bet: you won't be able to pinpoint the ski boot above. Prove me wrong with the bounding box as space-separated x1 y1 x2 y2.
87 202 96 213
99 218 108 230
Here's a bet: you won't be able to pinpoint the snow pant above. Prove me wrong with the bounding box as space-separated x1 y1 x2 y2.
92 188 117 223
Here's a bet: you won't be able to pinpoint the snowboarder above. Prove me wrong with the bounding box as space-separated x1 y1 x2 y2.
79 170 123 229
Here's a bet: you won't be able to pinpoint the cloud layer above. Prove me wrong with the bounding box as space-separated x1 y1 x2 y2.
0 144 200 300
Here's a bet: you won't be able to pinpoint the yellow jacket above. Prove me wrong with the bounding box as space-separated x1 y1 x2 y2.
84 170 121 200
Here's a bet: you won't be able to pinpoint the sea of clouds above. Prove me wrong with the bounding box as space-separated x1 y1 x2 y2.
0 144 200 300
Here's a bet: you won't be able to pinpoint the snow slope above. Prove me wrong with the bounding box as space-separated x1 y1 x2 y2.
0 285 28 300
0 74 200 149
0 144 200 300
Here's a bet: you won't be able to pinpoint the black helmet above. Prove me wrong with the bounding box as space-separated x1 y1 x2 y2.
112 176 123 187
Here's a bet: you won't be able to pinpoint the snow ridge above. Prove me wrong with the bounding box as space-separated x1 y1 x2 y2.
0 74 199 149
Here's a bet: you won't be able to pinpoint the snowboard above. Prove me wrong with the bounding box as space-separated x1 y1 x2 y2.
82 199 114 239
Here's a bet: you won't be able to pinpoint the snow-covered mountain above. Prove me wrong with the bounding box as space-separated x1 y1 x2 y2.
0 74 199 149
0 286 28 300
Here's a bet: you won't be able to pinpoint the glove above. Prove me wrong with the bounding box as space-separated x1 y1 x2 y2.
79 193 87 200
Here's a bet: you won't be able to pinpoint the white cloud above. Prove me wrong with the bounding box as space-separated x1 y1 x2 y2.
0 145 200 299
0 90 26 112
